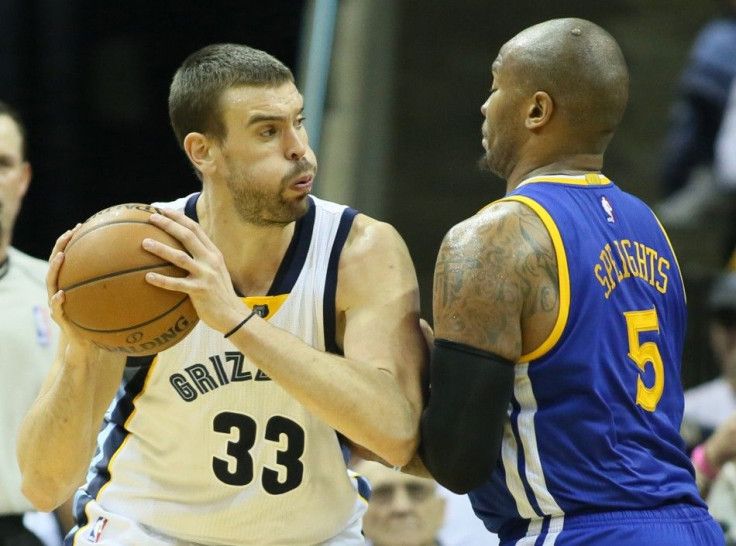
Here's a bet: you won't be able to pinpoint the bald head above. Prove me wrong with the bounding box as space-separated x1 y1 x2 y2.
502 18 629 149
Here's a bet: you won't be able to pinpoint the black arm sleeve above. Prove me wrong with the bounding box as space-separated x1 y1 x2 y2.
418 338 514 494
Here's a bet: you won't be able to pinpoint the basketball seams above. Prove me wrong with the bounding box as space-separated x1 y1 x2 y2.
65 219 167 254
68 295 191 333
59 262 183 292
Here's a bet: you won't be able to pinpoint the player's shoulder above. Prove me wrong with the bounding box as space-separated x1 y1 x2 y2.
444 199 537 247
151 193 198 213
307 195 402 249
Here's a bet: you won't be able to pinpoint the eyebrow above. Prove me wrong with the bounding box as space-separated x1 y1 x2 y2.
246 108 305 127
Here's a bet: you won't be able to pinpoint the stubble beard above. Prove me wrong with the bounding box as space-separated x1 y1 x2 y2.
478 148 506 180
226 160 314 227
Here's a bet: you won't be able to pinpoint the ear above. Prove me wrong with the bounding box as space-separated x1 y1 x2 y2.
183 132 215 175
525 91 553 130
17 162 31 198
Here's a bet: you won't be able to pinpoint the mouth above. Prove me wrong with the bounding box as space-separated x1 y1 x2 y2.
290 173 314 194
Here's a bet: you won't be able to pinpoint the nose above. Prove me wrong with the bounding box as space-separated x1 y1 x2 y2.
284 126 308 160
481 99 488 116
389 486 414 512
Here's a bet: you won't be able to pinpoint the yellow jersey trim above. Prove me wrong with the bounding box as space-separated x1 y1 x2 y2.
517 173 612 188
651 215 687 304
501 195 570 362
243 294 289 319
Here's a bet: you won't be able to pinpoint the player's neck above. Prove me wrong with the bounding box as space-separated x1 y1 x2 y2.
506 154 604 192
196 193 296 296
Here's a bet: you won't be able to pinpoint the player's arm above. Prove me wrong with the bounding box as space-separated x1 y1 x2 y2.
145 210 427 466
17 227 127 511
237 217 427 466
419 200 556 493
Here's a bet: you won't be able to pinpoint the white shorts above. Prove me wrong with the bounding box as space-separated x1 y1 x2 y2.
66 500 366 546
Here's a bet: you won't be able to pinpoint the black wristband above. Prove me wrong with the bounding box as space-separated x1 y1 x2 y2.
224 310 257 338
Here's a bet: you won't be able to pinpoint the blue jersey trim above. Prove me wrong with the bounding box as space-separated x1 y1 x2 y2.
269 197 316 296
323 207 358 355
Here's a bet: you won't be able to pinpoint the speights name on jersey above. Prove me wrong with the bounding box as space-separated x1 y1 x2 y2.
594 239 670 299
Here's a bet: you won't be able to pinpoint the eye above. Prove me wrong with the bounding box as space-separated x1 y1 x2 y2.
295 116 306 129
259 126 277 138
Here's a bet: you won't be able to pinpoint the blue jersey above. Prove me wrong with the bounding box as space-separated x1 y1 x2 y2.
468 174 715 544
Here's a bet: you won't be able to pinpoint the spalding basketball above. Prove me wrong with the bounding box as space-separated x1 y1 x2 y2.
57 203 199 356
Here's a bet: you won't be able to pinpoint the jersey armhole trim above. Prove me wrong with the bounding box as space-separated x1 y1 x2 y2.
652 214 687 304
501 195 570 362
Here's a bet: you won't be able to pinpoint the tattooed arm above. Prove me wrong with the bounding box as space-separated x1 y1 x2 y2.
418 200 559 492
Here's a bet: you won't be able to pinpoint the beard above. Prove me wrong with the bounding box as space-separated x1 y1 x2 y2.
478 135 515 180
225 158 316 227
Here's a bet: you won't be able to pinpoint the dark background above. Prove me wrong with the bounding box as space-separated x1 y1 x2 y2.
2 0 306 258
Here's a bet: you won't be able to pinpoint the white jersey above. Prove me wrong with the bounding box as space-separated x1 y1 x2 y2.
0 247 58 514
69 195 369 545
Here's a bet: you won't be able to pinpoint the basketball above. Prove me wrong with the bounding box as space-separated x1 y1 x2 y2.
57 203 199 356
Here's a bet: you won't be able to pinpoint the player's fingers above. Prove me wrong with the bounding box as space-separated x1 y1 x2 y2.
47 224 80 262
152 209 218 252
149 213 211 258
144 270 189 293
141 237 194 271
46 248 66 301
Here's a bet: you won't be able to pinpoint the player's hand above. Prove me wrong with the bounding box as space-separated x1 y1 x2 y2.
47 224 98 349
143 209 248 334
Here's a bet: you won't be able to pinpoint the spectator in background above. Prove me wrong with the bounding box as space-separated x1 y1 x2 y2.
0 101 69 545
715 79 736 255
654 0 736 230
715 79 736 192
683 270 736 544
355 460 497 546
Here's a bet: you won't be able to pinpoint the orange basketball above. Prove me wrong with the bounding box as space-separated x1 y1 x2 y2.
57 203 199 356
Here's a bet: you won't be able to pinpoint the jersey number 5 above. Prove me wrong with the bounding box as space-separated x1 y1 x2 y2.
212 411 305 494
624 308 664 412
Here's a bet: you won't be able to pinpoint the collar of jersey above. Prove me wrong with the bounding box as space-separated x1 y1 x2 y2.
0 255 8 280
517 173 612 187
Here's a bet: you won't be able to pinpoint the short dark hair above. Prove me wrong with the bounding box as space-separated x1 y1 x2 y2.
168 43 295 148
0 100 28 160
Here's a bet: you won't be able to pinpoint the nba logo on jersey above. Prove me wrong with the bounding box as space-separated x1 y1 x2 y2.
88 516 108 543
33 305 52 347
601 196 616 223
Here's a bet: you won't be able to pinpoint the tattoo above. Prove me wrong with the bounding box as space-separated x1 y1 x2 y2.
433 202 558 356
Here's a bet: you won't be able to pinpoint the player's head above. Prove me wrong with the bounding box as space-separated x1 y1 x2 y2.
169 43 295 150
480 18 629 180
0 100 32 256
356 460 445 546
169 44 315 226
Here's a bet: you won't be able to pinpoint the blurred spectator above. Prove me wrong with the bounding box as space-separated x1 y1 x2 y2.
682 270 736 544
354 460 496 546
0 100 66 546
655 0 736 229
715 79 736 191
716 79 736 255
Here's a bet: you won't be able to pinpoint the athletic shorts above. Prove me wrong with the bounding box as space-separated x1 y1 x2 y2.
500 504 725 546
63 499 366 546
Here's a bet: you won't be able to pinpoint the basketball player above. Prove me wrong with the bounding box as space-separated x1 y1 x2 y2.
17 44 426 545
418 19 726 545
